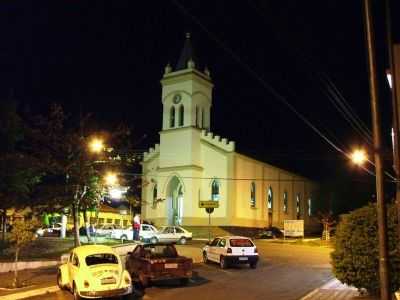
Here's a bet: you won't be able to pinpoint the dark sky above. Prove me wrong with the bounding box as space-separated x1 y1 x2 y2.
1 1 399 183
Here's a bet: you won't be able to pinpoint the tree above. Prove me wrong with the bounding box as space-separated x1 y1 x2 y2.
29 104 105 246
0 100 41 242
9 218 39 288
29 104 135 246
331 203 400 295
315 211 336 241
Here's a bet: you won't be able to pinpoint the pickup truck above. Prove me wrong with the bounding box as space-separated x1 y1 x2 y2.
125 243 192 287
110 224 158 241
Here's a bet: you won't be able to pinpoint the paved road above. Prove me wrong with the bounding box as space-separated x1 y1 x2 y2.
25 241 333 300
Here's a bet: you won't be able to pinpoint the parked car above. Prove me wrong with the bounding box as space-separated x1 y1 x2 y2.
111 224 158 242
57 244 133 300
151 226 192 244
256 227 284 239
95 224 122 237
202 236 259 269
35 223 62 237
125 243 192 287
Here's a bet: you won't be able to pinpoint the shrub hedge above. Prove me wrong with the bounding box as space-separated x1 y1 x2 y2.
331 203 400 295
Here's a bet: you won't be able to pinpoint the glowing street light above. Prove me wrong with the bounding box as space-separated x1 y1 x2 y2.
351 149 367 166
104 172 118 186
89 138 104 153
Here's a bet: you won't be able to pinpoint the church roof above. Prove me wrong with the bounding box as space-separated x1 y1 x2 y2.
176 33 198 71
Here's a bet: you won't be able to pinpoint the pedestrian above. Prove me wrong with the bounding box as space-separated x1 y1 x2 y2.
133 214 141 241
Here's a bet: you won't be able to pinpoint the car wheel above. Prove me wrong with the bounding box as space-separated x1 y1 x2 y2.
180 278 189 286
121 235 128 242
73 282 81 300
250 262 257 269
56 271 65 290
179 237 187 245
202 251 208 263
220 256 228 269
150 236 158 244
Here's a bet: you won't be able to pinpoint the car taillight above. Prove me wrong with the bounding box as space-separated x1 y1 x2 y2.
124 275 130 284
227 248 232 254
84 280 90 288
254 247 258 253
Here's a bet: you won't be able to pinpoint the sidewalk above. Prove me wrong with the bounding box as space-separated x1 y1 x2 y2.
300 278 378 300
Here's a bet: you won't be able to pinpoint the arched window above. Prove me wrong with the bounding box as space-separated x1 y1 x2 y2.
201 108 205 128
296 194 300 213
308 198 312 216
296 194 301 216
152 184 157 208
250 182 256 207
170 106 175 128
267 187 273 209
283 191 288 213
195 106 198 127
179 105 184 126
211 180 220 201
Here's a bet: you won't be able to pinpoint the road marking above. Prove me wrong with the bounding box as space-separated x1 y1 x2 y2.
0 285 59 300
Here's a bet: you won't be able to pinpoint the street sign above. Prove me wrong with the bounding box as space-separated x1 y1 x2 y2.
199 201 219 208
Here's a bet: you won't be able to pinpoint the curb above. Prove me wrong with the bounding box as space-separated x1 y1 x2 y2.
299 278 337 300
298 278 356 300
0 285 59 300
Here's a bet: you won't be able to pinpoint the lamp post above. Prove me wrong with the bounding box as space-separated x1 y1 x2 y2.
363 1 390 298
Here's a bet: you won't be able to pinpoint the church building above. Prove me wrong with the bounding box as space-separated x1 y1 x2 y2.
141 34 319 232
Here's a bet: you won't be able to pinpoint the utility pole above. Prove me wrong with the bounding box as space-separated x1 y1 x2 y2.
385 0 400 248
363 1 391 299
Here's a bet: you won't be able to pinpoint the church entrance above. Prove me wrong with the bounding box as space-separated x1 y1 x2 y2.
166 176 184 225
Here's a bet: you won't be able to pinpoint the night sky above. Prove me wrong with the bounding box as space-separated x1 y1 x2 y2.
1 1 399 187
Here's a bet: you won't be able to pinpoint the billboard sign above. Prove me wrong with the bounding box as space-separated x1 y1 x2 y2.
283 220 304 237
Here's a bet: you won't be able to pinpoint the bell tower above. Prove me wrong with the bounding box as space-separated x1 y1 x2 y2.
160 33 213 132
159 33 214 169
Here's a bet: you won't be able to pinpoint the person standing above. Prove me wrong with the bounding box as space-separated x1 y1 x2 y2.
133 214 141 241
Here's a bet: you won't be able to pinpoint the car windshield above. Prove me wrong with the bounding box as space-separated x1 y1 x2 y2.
144 245 177 258
85 253 118 266
229 239 254 247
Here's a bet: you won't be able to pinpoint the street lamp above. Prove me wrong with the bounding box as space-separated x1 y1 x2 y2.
351 149 367 166
89 138 104 153
104 172 118 186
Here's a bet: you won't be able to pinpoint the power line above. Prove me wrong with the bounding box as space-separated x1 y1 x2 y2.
171 0 395 182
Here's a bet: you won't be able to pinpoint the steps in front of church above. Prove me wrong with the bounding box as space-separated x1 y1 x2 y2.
184 226 264 239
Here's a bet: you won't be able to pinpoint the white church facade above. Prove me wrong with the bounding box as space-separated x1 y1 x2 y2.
141 35 319 232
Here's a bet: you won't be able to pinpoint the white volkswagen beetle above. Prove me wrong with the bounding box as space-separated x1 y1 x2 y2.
57 245 133 299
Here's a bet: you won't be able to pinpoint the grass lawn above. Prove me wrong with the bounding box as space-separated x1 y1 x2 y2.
0 237 124 261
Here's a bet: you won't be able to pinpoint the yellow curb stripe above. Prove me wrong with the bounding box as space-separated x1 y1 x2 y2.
0 285 59 300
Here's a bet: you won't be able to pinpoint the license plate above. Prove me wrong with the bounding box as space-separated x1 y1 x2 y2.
101 277 116 284
164 263 178 269
238 257 248 261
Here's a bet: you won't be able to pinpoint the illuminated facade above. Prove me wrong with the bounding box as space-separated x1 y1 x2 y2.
142 34 318 230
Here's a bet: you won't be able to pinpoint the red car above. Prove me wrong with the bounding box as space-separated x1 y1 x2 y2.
125 243 192 288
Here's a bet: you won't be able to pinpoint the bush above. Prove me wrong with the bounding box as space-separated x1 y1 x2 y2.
331 203 400 295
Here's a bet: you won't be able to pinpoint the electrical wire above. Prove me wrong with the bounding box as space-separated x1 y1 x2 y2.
169 0 399 182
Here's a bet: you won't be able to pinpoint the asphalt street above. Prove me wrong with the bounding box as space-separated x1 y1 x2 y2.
23 241 333 300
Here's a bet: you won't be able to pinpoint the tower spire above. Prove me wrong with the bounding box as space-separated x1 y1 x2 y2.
176 32 197 71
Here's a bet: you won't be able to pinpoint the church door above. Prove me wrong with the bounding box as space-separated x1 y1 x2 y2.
166 176 184 225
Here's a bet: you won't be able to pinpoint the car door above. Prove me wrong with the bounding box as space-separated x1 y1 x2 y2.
68 252 80 288
207 238 220 262
216 239 227 261
140 224 153 240
126 246 143 279
159 227 174 242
